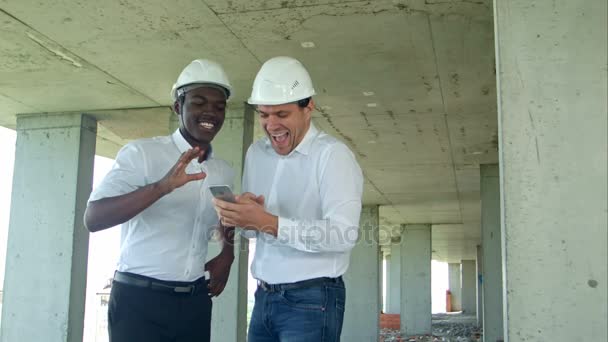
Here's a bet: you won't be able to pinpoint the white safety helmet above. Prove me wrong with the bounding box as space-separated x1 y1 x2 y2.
170 59 232 101
248 56 316 105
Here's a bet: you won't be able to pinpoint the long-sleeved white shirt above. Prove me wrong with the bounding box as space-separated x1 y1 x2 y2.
242 123 363 284
88 130 234 282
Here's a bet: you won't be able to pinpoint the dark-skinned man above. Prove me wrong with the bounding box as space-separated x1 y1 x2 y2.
84 59 236 342
213 56 364 342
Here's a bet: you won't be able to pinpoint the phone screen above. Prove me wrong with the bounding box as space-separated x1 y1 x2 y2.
209 185 236 203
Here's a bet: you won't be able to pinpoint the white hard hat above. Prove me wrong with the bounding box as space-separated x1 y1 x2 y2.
170 59 232 101
248 56 316 105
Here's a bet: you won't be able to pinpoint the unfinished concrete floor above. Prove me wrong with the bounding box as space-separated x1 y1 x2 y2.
380 313 481 342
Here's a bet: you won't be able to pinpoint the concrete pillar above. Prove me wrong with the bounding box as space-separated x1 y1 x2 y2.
207 104 254 342
0 113 96 342
387 238 401 314
480 164 503 342
495 1 607 340
384 254 391 312
476 245 484 328
401 224 431 336
448 263 462 311
461 260 476 315
343 205 380 342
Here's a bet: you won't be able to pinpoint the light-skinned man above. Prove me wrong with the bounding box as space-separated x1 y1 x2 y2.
214 56 364 342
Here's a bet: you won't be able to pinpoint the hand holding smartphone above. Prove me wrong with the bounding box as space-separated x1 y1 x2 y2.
208 185 236 203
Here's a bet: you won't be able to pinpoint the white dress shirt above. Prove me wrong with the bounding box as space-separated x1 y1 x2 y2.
89 130 234 282
242 123 363 284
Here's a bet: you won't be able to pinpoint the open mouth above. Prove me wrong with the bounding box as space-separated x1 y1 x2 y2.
198 120 216 130
270 131 289 145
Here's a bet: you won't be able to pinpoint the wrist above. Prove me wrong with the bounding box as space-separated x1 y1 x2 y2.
154 180 173 196
220 245 235 258
262 214 279 237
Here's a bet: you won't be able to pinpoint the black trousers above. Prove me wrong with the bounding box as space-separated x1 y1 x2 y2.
108 277 212 342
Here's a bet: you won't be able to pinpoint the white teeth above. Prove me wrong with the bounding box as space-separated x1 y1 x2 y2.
200 122 214 129
271 132 287 137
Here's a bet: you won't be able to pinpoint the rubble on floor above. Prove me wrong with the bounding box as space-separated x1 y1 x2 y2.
379 313 482 342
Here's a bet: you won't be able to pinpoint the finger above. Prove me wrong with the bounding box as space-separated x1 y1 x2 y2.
256 195 265 205
221 217 238 227
209 280 221 296
215 282 227 296
183 147 201 164
213 198 239 211
185 171 206 183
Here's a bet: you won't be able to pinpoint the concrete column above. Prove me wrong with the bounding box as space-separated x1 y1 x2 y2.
480 164 503 342
476 245 483 328
401 224 431 336
461 260 476 315
387 238 401 314
0 113 96 342
206 104 254 342
495 1 607 340
343 205 380 342
448 263 462 311
384 254 391 312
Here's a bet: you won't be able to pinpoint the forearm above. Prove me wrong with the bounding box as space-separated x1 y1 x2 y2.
219 224 236 256
84 181 171 232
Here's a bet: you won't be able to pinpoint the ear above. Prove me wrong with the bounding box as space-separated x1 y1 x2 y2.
173 101 181 115
304 98 315 119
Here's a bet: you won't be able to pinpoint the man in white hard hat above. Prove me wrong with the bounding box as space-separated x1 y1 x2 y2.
213 56 363 341
84 59 236 342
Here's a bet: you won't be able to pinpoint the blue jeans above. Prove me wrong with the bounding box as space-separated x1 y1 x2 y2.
248 278 346 342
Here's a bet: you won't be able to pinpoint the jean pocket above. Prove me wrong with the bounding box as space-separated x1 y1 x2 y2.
335 296 345 312
278 286 326 311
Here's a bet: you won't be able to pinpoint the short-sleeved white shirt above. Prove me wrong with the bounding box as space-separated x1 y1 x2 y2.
89 130 234 282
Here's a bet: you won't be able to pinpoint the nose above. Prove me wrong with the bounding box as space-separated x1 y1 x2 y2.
264 116 281 129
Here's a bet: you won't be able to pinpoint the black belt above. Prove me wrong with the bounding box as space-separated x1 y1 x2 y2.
258 276 343 292
113 271 207 295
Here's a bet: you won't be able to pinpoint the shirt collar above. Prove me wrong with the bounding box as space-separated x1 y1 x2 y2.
171 129 213 160
293 122 318 156
265 122 318 157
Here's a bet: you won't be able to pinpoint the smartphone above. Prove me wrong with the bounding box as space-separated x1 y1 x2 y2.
208 185 236 203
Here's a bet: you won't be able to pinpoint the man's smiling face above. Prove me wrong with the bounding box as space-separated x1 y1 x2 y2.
256 99 313 155
175 86 227 145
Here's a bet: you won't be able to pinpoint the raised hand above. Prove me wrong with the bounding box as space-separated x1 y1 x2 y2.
157 147 206 194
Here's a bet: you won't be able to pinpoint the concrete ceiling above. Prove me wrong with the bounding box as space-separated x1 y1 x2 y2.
0 0 498 263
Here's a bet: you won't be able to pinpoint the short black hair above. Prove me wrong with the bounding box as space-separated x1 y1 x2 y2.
297 97 311 108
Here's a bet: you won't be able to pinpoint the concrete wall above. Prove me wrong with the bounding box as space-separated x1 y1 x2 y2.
495 0 608 340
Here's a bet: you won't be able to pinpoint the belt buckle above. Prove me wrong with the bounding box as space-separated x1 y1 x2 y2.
174 284 195 294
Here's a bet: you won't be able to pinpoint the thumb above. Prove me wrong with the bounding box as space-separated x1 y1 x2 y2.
256 195 265 205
